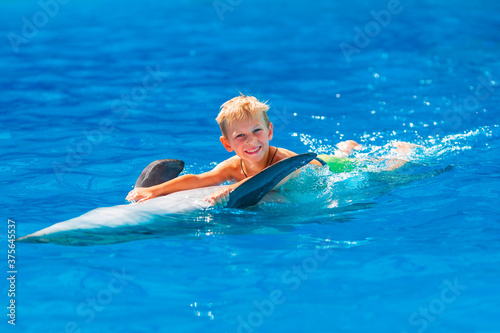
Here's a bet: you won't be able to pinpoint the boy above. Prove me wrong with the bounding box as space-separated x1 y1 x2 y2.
126 94 324 207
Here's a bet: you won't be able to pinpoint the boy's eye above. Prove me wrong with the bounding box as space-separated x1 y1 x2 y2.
236 134 244 138
254 128 262 133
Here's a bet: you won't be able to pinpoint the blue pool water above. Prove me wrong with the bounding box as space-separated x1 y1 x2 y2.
1 0 500 331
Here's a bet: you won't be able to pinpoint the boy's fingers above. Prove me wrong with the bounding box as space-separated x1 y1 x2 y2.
205 195 215 205
205 188 232 208
223 191 231 207
127 190 139 200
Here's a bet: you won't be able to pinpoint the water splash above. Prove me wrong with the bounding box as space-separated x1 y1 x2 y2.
267 126 497 216
299 125 496 166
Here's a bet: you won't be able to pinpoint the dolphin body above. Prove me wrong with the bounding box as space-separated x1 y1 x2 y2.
17 153 317 245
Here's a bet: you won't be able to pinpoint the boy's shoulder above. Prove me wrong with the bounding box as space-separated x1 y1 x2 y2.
273 147 296 162
212 155 244 180
222 155 242 166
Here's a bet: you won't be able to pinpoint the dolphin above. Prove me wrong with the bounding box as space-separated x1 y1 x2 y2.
17 153 317 245
134 159 184 188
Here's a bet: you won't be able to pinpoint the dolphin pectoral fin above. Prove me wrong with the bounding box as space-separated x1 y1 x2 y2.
134 159 185 188
225 152 317 209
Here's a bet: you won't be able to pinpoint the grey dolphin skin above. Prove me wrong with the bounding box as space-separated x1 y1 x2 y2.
226 152 317 208
134 159 184 188
17 153 316 245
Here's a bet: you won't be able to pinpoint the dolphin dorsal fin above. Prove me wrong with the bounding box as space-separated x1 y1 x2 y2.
134 159 185 188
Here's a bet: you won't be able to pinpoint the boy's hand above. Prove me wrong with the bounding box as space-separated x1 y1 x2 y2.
126 187 156 203
205 186 234 208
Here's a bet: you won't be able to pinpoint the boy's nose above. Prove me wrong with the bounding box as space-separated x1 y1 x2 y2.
247 134 258 144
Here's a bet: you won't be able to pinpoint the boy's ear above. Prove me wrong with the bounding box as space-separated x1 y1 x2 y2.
267 122 273 141
220 136 233 152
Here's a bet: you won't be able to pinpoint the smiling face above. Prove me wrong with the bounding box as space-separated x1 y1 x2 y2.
220 114 273 164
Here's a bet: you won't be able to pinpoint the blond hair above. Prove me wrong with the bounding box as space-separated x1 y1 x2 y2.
216 94 270 137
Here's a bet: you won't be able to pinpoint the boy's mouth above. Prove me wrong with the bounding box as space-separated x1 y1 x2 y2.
245 146 262 155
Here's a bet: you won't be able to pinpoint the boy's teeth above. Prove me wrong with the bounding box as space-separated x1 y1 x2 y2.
247 147 260 153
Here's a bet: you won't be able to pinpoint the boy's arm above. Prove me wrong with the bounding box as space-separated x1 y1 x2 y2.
126 160 234 203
